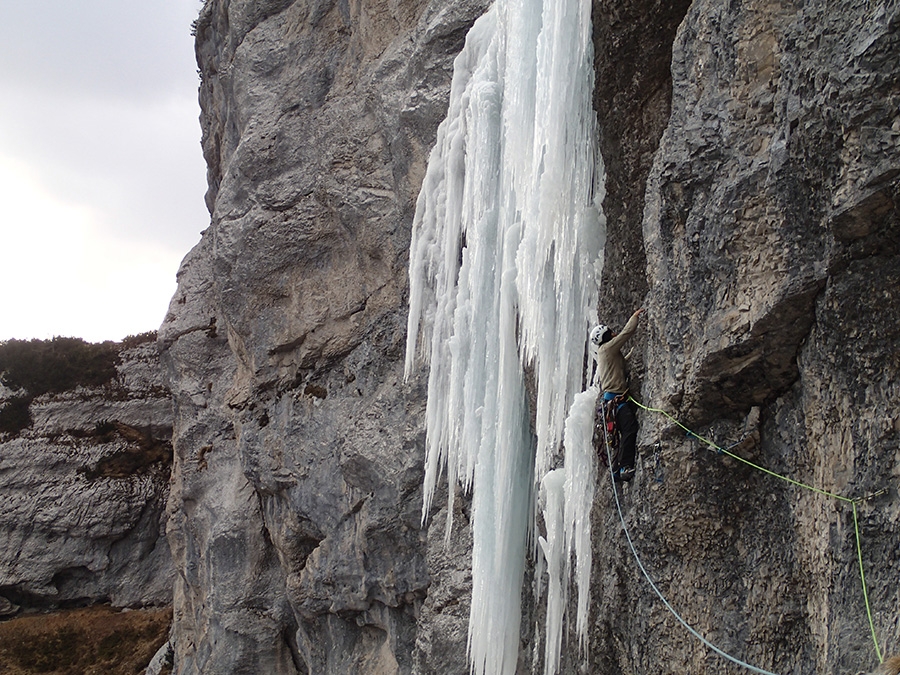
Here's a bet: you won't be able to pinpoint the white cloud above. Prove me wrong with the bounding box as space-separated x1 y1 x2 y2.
0 83 208 250
0 0 208 343
0 0 202 100
0 156 184 342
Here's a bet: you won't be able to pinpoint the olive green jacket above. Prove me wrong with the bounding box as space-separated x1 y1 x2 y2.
591 312 639 394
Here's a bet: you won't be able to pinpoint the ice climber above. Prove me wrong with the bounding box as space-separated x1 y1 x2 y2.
590 308 644 482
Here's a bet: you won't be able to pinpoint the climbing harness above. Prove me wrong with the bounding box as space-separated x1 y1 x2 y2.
598 392 628 471
598 397 620 467
599 397 888 672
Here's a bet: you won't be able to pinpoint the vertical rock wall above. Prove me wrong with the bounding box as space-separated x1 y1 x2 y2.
590 1 900 673
0 339 174 614
161 1 488 672
163 0 899 673
592 0 692 326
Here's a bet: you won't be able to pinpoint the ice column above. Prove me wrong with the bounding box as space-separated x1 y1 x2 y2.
562 387 600 650
538 468 567 675
405 0 604 672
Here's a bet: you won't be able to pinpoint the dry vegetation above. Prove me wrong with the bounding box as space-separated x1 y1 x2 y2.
0 337 121 436
0 605 170 675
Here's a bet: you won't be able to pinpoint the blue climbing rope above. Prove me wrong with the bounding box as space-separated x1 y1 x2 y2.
630 397 884 663
602 413 782 675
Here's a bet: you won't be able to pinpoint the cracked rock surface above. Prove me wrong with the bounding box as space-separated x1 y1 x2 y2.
161 1 488 672
0 340 174 612
591 2 900 674
160 0 900 673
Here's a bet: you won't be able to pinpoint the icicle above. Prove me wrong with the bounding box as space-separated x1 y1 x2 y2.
563 386 599 651
407 8 502 532
538 468 567 675
541 388 598 674
404 0 603 672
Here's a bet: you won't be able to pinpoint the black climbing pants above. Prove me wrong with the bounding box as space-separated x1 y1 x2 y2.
614 400 638 470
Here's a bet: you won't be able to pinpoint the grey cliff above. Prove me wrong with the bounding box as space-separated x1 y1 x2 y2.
161 0 488 672
159 0 900 673
593 1 900 673
0 339 174 613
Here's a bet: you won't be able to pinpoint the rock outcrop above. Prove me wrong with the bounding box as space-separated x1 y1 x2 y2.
161 1 488 672
161 0 899 673
591 1 900 674
0 337 174 612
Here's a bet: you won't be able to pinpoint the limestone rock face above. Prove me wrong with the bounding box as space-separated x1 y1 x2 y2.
161 1 487 672
590 1 900 674
162 0 899 673
0 340 174 612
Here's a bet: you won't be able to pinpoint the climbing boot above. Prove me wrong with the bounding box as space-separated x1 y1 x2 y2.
617 466 635 482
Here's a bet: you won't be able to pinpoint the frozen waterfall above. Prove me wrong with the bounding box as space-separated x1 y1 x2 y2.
405 0 605 672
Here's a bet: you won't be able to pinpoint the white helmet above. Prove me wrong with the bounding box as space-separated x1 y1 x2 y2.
590 324 610 345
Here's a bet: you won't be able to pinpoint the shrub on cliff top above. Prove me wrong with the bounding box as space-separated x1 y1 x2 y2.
0 338 121 437
120 331 157 350
0 337 120 396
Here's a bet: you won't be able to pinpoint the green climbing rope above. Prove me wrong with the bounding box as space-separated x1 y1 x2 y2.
854 503 884 663
602 416 781 674
629 396 884 663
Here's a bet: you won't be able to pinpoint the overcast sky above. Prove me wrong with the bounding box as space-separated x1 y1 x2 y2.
0 0 209 343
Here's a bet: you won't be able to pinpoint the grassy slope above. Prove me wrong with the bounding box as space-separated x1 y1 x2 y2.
0 605 170 675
